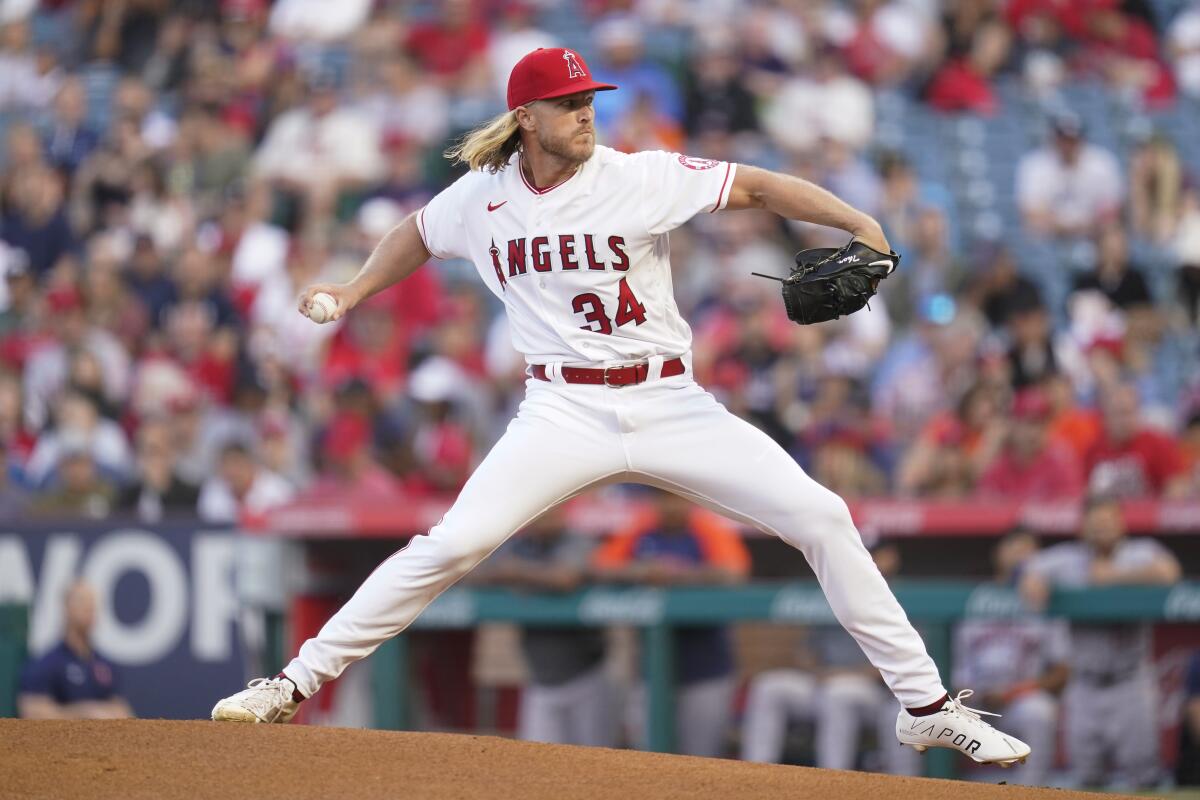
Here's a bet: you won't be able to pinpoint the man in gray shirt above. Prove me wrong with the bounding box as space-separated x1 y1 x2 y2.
474 509 613 747
1021 496 1181 789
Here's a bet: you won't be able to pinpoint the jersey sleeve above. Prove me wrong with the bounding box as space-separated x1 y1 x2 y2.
637 151 737 236
415 173 473 261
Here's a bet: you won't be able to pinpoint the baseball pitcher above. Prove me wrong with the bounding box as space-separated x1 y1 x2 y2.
212 47 1029 767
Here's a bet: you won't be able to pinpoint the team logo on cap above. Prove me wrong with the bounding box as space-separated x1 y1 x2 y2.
563 50 585 79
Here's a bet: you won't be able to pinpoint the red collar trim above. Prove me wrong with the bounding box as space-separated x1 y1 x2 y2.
518 154 581 195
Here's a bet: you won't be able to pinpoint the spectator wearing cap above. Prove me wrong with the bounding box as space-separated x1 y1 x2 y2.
593 490 749 758
17 580 133 719
978 388 1084 501
117 417 200 522
591 17 684 134
1015 113 1123 239
1085 382 1189 498
25 388 133 488
28 441 117 519
197 440 294 523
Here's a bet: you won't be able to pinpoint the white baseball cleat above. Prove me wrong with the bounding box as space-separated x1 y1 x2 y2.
896 690 1031 767
211 676 300 723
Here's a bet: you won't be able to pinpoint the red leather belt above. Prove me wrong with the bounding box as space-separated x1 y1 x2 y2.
531 357 685 387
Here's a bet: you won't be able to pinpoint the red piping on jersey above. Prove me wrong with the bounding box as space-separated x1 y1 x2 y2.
710 162 733 213
518 155 579 195
416 207 442 260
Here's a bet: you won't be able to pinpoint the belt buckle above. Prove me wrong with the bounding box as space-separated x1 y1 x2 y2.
603 365 625 388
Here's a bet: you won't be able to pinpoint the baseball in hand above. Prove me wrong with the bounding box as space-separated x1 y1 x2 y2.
307 292 337 324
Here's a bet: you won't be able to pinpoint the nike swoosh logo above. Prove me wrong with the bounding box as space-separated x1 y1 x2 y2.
869 259 896 273
488 201 507 212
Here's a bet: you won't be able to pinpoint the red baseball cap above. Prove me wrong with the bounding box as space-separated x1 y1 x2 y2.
507 48 617 110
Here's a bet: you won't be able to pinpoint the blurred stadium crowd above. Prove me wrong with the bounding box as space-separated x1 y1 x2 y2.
4 0 1200 789
2 0 1200 518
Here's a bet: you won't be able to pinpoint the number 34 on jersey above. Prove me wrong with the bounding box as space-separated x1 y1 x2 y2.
487 233 647 336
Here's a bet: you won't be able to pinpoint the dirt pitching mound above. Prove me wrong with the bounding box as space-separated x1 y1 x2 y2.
0 719 1136 800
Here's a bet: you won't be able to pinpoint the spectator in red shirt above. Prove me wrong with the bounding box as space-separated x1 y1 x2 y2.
321 292 410 404
404 0 490 81
897 381 1007 498
305 411 397 500
1086 383 1190 498
926 6 1010 115
979 388 1084 501
1079 8 1175 108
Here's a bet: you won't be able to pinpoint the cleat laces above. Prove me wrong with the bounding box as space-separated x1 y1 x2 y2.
238 678 293 718
942 689 1001 728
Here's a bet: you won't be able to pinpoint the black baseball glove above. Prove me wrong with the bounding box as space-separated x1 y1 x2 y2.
754 240 900 325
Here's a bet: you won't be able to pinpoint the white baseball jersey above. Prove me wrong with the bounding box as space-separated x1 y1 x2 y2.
283 146 951 720
416 145 737 365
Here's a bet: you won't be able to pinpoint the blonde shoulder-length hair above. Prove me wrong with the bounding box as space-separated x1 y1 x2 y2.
444 109 522 173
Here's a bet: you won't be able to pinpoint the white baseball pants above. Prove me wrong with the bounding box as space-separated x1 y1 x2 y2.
283 370 947 709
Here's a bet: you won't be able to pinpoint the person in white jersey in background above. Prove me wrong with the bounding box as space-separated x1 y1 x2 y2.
212 46 1030 767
